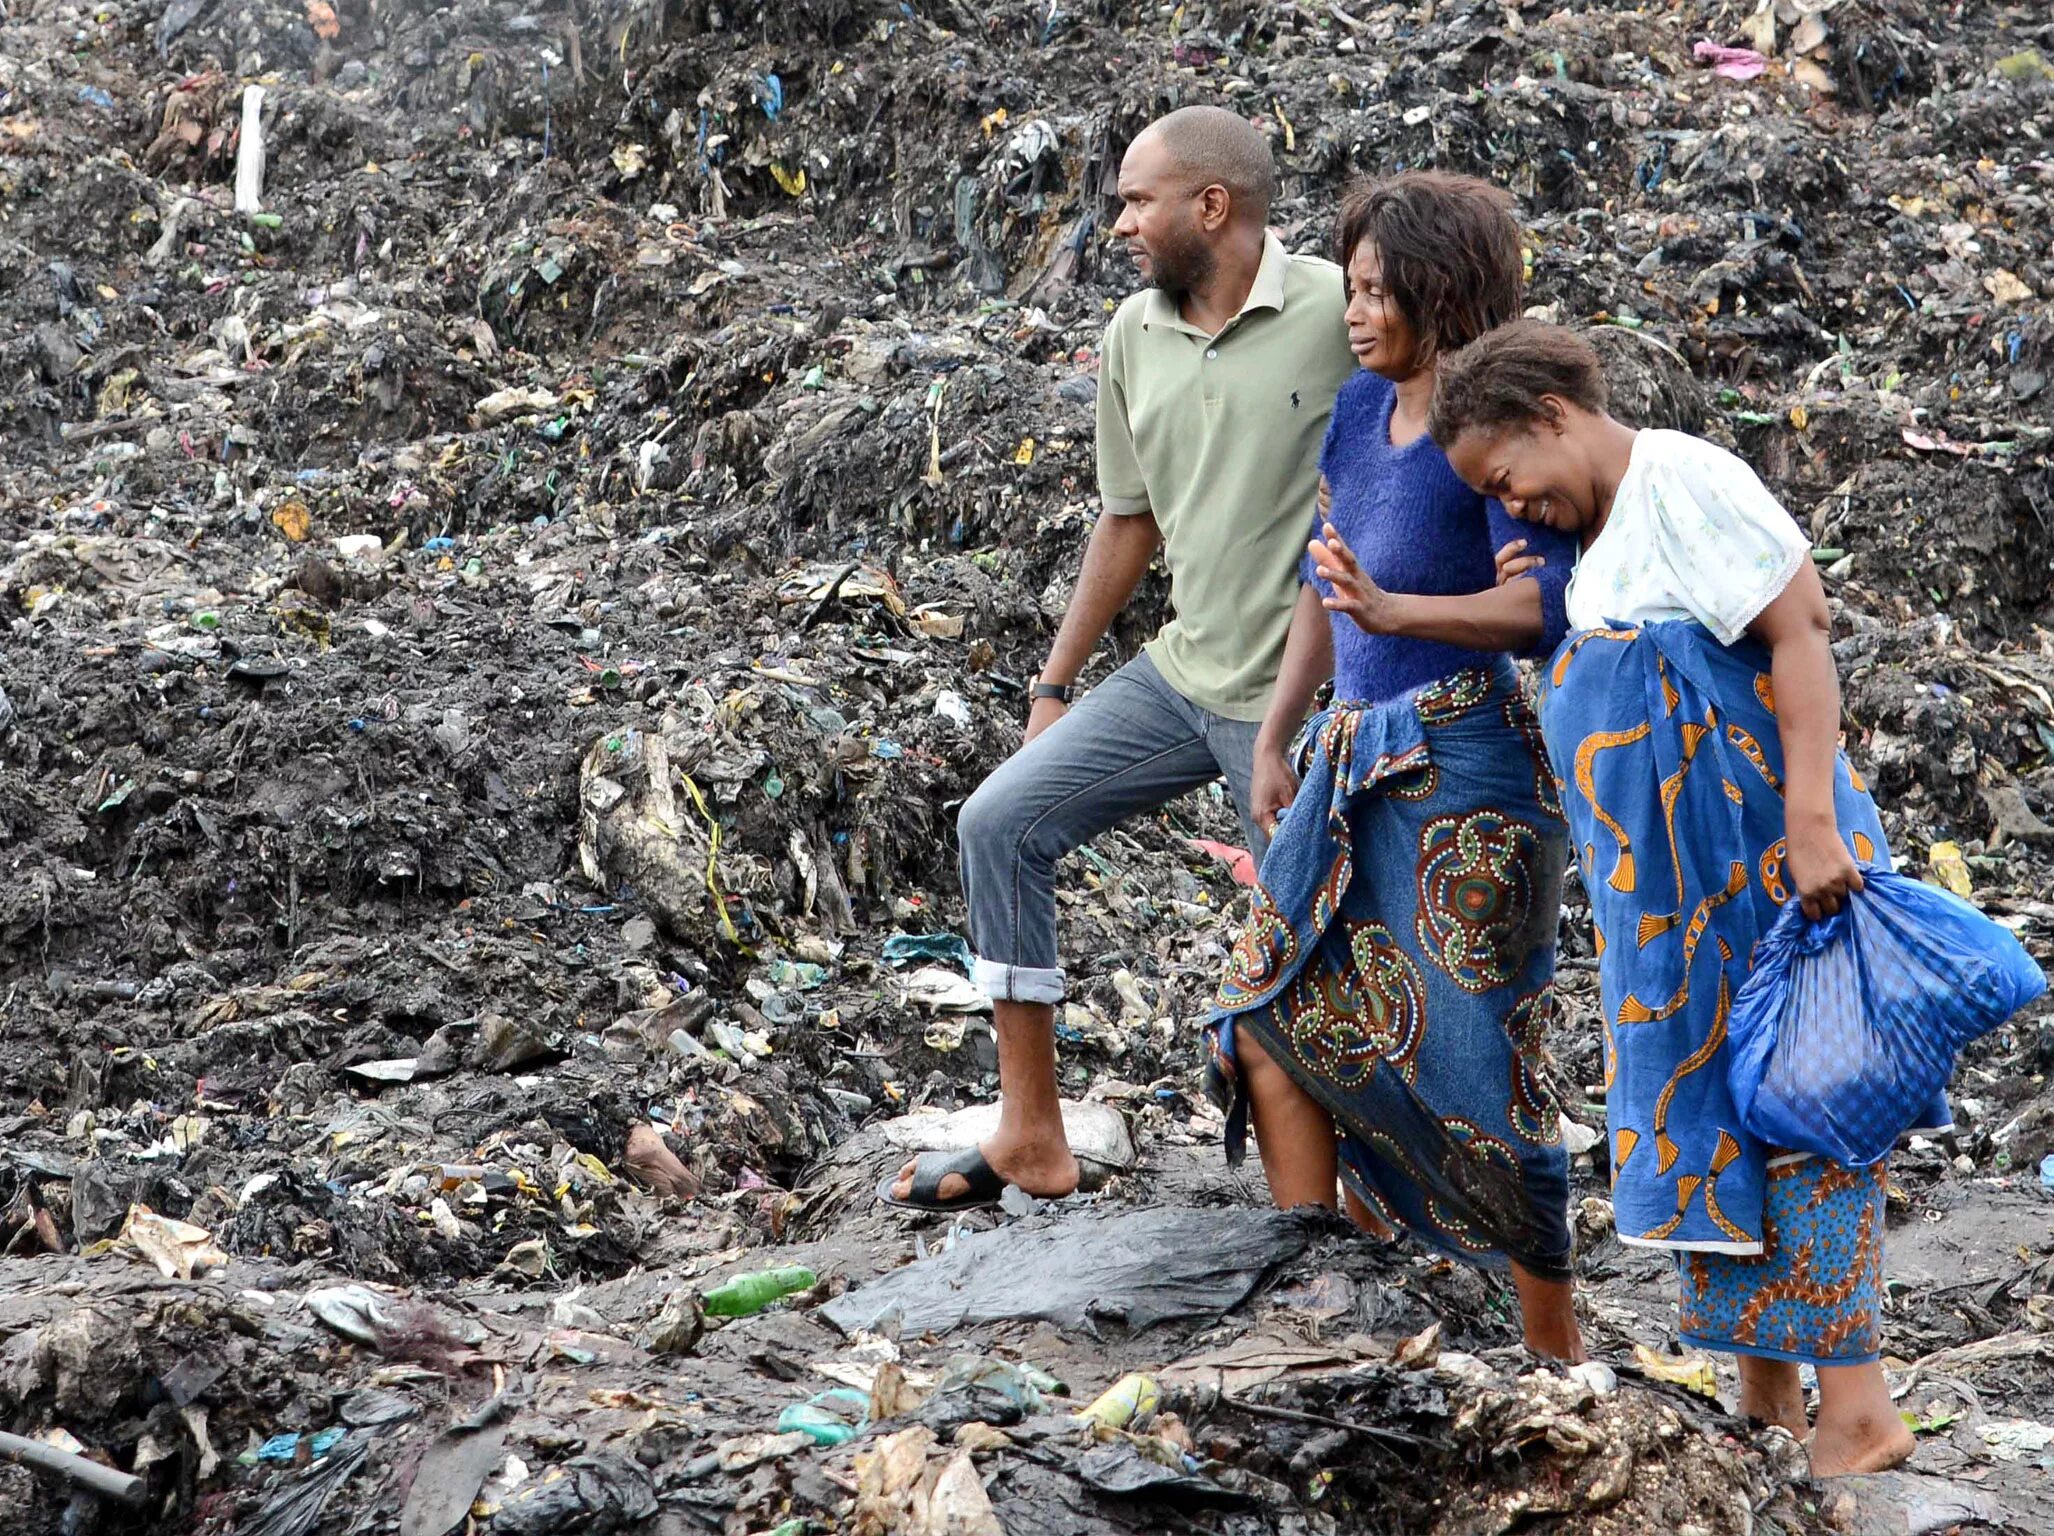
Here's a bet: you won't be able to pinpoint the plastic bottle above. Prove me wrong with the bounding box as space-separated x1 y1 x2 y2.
933 1355 1045 1414
699 1265 817 1317
776 1388 870 1446
1074 1372 1162 1430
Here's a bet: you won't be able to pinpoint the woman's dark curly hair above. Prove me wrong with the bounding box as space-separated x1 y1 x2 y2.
1427 320 1611 445
1333 171 1525 365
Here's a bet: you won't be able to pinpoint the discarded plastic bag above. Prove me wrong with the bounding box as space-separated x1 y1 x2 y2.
304 1284 487 1353
238 1437 369 1536
898 966 989 1013
822 1207 1319 1336
489 1453 656 1535
121 1204 228 1279
399 1395 511 1536
577 730 728 942
1078 1441 1248 1506
1976 1418 2054 1462
911 1356 1045 1435
1728 867 2047 1167
1186 838 1258 887
623 1123 700 1200
881 931 976 973
850 1426 1003 1536
1693 40 1769 80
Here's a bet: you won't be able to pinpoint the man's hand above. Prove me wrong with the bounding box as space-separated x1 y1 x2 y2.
1309 522 1397 635
1493 538 1547 587
1250 743 1299 835
1023 695 1068 745
1785 815 1864 921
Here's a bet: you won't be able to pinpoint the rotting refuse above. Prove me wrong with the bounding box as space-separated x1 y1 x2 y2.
0 0 2051 1532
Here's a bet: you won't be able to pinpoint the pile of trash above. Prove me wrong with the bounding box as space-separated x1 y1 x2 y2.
0 1207 1874 1536
1 0 2052 1530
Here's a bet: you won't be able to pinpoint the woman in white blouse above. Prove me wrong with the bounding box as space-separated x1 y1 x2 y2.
1350 317 1924 1479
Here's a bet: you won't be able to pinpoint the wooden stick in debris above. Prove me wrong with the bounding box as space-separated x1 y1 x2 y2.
801 562 863 632
0 1430 148 1507
1223 1392 1437 1451
234 84 266 214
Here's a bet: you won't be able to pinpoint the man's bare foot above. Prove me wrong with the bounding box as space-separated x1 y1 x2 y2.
889 1134 1080 1205
1808 1414 1915 1478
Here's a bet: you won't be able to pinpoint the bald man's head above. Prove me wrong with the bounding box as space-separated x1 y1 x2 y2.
1113 108 1275 297
1139 106 1276 224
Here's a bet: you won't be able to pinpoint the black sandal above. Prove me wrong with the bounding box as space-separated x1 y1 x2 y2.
876 1146 1009 1212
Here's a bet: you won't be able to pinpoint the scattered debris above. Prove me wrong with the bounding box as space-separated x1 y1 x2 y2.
0 0 2050 1531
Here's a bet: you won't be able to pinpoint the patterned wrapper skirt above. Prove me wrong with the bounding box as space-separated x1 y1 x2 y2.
1538 620 1946 1363
1206 660 1575 1279
1679 1158 1889 1364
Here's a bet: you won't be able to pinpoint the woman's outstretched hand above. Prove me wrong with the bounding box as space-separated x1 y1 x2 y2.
1309 521 1397 635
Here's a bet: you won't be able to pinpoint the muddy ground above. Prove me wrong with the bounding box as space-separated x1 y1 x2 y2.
2 0 2053 1532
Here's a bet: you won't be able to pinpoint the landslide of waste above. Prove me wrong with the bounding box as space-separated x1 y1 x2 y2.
1 0 2052 1532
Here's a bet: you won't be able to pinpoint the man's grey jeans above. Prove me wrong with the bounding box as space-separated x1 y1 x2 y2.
960 652 1272 1005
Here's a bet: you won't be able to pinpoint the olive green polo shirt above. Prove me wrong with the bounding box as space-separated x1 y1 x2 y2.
1096 232 1357 722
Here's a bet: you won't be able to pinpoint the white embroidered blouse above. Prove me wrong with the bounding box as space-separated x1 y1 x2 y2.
1565 429 1812 643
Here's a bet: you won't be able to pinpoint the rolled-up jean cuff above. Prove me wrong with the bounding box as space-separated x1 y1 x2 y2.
973 957 1066 1006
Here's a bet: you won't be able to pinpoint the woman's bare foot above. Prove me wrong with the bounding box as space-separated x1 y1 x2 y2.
1807 1417 1916 1477
1737 1356 1809 1440
1342 1187 1395 1241
1509 1263 1585 1363
1750 1406 1811 1440
1808 1361 1915 1477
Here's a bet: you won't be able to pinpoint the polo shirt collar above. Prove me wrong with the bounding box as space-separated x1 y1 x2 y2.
1243 230 1289 314
1142 230 1292 336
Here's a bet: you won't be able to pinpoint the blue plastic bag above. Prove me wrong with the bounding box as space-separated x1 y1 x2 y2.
1728 866 2047 1167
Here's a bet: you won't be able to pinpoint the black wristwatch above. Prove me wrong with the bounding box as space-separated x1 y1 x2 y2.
1030 681 1074 704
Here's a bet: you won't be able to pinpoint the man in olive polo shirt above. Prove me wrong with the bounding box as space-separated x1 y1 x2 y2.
884 106 1357 1211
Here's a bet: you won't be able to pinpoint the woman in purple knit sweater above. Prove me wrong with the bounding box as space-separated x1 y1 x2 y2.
1207 173 1585 1357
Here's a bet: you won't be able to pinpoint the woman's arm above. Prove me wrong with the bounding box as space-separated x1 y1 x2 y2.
1748 560 1862 919
1310 521 1545 654
1249 583 1335 833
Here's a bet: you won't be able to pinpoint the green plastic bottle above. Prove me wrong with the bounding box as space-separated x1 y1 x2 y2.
699 1265 816 1317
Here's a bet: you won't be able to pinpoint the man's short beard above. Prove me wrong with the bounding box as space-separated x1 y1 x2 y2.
1149 224 1216 298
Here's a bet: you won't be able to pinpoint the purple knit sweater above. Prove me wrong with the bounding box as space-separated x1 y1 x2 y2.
1309 369 1575 705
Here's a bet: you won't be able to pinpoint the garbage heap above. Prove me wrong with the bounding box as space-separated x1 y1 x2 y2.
0 0 2051 1531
